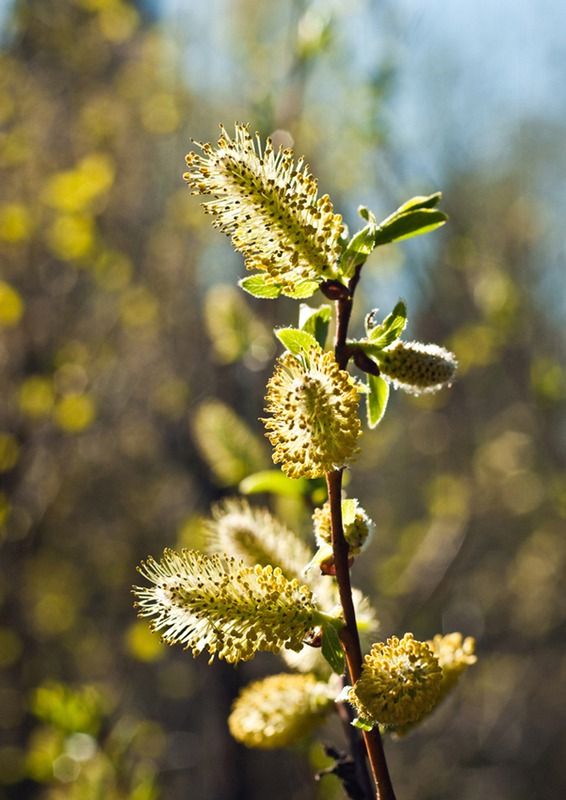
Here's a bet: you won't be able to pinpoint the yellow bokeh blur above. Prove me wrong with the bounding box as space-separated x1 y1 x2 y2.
42 154 115 214
119 286 159 327
125 620 165 663
0 87 15 125
53 394 96 433
18 376 56 418
141 93 180 134
0 433 19 473
0 203 33 241
0 628 23 668
47 214 95 261
449 323 497 372
424 473 470 519
0 280 24 326
0 492 10 530
94 249 132 291
98 2 139 43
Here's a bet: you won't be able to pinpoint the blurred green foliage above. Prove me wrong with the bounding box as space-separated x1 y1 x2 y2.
0 1 565 799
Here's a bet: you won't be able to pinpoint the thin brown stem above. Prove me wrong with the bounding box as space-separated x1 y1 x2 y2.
326 268 397 800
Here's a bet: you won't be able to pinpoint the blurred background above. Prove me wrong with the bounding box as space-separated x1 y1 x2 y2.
0 0 565 798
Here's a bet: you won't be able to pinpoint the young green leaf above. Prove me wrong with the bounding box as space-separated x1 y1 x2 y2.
275 327 320 356
373 209 447 247
321 621 345 675
298 304 332 349
339 221 379 277
239 274 281 299
396 192 442 213
368 300 407 348
239 469 310 498
357 205 377 224
341 498 358 527
351 716 375 731
366 374 390 429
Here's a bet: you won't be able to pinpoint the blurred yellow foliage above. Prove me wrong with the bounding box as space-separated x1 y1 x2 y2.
0 203 33 241
119 286 160 327
18 375 55 418
0 628 23 668
0 433 19 472
42 154 115 213
53 393 96 433
47 214 95 261
94 249 132 291
424 473 470 519
0 492 10 530
141 92 180 134
0 280 24 326
98 2 139 43
125 620 165 663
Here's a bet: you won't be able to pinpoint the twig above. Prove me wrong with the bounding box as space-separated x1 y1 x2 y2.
326 269 397 800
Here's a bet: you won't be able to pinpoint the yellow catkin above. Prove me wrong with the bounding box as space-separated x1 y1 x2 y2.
263 347 361 479
228 673 335 749
184 124 344 294
350 633 442 727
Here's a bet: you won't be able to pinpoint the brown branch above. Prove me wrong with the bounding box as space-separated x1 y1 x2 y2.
326 268 397 800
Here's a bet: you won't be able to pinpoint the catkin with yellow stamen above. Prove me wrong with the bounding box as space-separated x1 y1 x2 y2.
263 346 361 479
349 633 442 727
204 497 312 581
184 124 344 294
133 549 320 664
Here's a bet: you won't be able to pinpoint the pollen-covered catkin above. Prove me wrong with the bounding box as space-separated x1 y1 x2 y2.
349 633 442 727
263 346 361 479
184 124 344 294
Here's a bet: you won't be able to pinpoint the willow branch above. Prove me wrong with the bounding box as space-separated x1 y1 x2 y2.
326 267 397 800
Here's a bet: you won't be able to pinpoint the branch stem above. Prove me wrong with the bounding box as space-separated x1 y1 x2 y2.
326 268 397 800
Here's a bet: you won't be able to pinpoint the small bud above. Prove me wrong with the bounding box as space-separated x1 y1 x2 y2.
353 349 381 376
320 280 351 301
313 498 375 557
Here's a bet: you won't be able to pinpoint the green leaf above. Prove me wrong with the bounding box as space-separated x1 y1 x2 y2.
368 300 407 347
338 195 447 274
366 374 390 429
275 327 320 356
239 470 310 498
374 208 447 247
341 498 357 527
321 621 345 675
357 205 377 224
396 192 442 213
281 280 320 299
339 221 378 277
239 274 281 299
298 304 332 349
352 716 375 731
